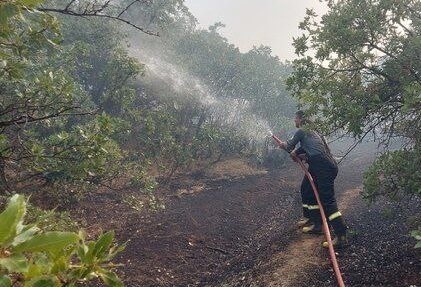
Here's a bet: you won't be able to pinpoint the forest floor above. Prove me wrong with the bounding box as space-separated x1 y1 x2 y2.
70 146 420 287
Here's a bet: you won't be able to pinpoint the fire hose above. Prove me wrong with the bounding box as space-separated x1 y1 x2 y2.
271 134 346 287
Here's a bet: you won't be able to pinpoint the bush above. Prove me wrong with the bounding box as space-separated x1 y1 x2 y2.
0 194 125 286
411 229 421 249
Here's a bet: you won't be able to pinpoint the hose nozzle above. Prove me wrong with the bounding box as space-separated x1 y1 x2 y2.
271 134 283 146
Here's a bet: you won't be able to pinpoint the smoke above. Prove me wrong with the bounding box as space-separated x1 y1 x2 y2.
129 46 272 143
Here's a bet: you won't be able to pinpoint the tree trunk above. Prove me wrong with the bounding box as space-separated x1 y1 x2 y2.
0 157 10 195
195 109 207 137
165 162 179 184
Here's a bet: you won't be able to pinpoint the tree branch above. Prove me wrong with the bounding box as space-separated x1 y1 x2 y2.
37 1 159 36
0 108 96 128
337 106 400 163
117 0 149 18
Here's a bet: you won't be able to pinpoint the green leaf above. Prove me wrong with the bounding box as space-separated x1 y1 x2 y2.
0 275 12 287
0 254 29 273
26 264 44 279
51 255 68 273
16 0 43 7
12 226 40 246
26 254 52 279
0 194 26 245
26 276 60 287
46 38 58 47
106 242 126 262
92 231 114 259
98 269 124 287
79 241 96 263
0 4 18 25
13 232 79 255
76 243 88 261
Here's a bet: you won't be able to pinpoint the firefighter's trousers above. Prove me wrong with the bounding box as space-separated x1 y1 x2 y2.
300 155 347 236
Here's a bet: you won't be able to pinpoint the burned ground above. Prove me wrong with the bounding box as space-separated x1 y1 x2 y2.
72 150 420 287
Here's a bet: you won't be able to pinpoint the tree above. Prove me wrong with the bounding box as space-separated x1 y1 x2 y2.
287 0 421 201
0 0 155 194
1 0 295 196
161 22 295 129
162 24 295 164
0 0 83 192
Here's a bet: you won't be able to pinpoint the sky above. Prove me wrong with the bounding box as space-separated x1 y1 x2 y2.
184 0 328 61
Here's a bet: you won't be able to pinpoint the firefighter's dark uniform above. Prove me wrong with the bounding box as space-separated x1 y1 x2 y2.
286 128 347 236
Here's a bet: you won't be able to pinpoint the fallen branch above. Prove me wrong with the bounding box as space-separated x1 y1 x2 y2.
204 245 229 255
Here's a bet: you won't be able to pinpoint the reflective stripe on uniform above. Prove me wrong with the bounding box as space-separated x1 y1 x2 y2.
302 204 309 208
328 211 342 221
307 205 320 210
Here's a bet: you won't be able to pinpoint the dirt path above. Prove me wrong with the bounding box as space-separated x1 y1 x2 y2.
258 235 325 287
252 184 363 287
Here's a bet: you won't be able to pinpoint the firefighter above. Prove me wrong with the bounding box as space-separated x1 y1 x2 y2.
278 110 348 248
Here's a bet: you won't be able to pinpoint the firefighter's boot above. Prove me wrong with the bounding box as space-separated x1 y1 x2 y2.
297 217 311 227
322 234 349 249
302 224 323 234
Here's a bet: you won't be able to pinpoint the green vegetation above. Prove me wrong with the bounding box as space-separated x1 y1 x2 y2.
1 0 294 195
411 229 421 248
288 0 420 247
0 194 124 286
287 0 420 201
1 0 295 283
1 0 420 283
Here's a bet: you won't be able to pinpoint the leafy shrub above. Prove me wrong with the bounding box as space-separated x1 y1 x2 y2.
363 148 421 203
25 204 80 232
411 229 421 249
0 194 125 286
124 194 165 212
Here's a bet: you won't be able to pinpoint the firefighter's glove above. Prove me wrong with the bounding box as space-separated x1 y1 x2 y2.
290 151 299 162
290 151 307 162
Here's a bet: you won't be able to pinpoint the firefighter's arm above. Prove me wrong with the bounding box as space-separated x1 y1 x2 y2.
295 146 305 155
290 148 307 162
285 129 305 153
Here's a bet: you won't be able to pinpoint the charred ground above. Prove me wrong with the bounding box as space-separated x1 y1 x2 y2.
70 149 420 287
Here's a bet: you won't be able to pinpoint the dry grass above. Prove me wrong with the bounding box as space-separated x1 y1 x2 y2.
205 157 267 179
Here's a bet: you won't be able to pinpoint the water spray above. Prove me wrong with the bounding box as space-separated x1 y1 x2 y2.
271 134 346 287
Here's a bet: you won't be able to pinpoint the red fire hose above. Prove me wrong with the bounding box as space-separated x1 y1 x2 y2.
272 134 346 287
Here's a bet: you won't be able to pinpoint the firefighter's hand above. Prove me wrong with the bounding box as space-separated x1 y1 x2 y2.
295 154 307 163
290 151 298 162
277 141 287 150
278 141 287 149
298 154 307 162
